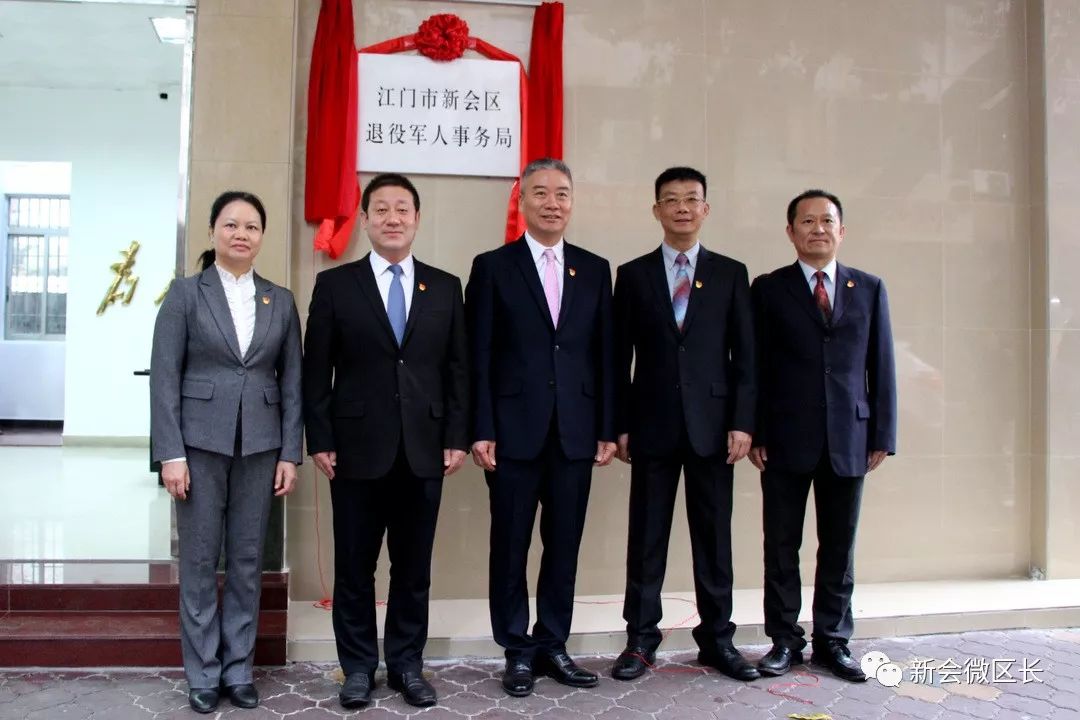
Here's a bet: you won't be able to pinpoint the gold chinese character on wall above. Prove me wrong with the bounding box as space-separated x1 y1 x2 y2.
96 241 141 316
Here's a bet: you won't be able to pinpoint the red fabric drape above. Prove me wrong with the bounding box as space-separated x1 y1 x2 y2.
305 0 359 259
527 2 563 161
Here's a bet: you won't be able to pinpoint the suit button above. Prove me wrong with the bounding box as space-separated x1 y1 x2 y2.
235 368 245 376
679 345 686 352
825 367 832 374
824 336 831 343
399 359 406 365
674 383 680 390
554 344 560 351
820 400 827 408
548 380 555 388
394 393 400 400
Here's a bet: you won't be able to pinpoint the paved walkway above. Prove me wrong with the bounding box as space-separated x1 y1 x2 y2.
2 628 1079 719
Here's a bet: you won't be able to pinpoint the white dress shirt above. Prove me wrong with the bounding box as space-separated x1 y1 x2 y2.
661 241 701 298
215 263 256 357
798 258 837 308
370 250 414 318
524 231 564 299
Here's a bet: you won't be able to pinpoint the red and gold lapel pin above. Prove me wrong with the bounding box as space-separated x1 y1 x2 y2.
418 282 427 292
846 280 855 288
261 296 270 304
568 268 577 277
694 280 703 289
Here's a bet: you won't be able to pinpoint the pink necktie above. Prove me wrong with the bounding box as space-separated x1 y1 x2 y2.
543 248 560 326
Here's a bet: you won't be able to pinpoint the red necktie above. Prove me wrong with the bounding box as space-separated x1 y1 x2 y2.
814 270 832 321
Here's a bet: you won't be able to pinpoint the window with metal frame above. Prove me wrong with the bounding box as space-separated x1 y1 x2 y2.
4 195 70 340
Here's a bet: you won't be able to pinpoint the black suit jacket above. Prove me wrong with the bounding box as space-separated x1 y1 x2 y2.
466 236 615 462
303 254 469 479
614 246 755 458
751 261 897 477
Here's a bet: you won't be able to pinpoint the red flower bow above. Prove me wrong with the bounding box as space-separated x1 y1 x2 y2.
415 14 470 61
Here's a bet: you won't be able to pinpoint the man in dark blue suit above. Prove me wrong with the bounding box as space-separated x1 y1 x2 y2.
466 158 616 698
610 167 759 682
749 189 896 682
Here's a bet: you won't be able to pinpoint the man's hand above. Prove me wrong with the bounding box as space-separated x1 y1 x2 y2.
274 461 298 496
616 433 631 464
471 440 497 471
595 441 617 467
867 450 888 472
162 460 190 500
727 430 752 464
312 451 337 480
748 446 767 471
443 448 467 476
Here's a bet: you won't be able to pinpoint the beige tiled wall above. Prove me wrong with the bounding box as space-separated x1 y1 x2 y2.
179 0 1062 601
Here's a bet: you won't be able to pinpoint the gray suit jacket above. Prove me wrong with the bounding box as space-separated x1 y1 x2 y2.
150 266 303 464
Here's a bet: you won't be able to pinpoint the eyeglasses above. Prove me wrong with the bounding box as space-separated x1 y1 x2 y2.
657 196 704 210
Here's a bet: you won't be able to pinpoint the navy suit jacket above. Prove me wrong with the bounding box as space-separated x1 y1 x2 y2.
751 261 896 477
614 246 755 458
466 236 615 462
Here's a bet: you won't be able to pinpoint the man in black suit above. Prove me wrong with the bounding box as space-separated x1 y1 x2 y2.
610 167 758 682
750 189 896 682
466 158 616 697
303 173 469 709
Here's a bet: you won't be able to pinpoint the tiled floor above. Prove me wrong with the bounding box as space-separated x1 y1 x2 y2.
3 628 1080 719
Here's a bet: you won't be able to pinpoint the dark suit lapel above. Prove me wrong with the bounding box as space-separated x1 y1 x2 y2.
556 242 580 331
832 263 851 326
646 246 680 335
780 261 827 328
244 274 276 361
680 246 715 336
351 254 398 347
512 236 555 331
198 267 243 363
400 260 430 347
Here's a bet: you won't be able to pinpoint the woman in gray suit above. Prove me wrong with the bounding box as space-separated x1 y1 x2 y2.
150 190 303 714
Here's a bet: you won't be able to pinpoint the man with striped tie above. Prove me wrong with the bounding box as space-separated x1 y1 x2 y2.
611 167 758 681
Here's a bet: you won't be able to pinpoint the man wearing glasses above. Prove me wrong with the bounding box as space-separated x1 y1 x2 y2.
611 166 758 681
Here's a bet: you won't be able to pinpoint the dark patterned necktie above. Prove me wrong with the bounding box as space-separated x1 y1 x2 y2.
814 270 832 321
672 253 690 330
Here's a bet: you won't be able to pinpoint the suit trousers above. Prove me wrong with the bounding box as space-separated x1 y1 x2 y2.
622 433 736 654
329 445 443 676
486 421 593 663
761 449 864 651
176 445 277 689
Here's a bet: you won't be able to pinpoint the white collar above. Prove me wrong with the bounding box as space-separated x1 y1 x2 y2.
798 258 837 284
214 262 254 286
524 231 564 264
661 241 701 269
369 250 414 277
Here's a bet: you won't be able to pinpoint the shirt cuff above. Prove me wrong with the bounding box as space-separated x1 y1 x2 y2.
162 457 186 464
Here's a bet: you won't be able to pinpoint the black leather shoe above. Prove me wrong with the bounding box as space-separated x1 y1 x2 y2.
388 670 437 707
225 683 259 708
339 672 375 708
698 647 761 681
188 688 219 714
502 660 534 697
757 644 804 677
810 640 867 682
612 645 655 681
536 651 599 688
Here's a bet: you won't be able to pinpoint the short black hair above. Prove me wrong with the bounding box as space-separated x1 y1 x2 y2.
654 166 707 201
786 189 843 225
362 173 420 212
210 190 266 230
